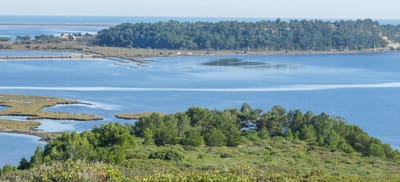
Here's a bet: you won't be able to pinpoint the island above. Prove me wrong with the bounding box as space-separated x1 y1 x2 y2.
1 19 400 63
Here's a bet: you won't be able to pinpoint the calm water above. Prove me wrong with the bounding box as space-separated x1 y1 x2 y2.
0 133 45 167
0 52 399 153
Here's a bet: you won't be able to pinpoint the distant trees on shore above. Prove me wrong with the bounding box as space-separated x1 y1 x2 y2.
13 33 94 44
95 19 399 51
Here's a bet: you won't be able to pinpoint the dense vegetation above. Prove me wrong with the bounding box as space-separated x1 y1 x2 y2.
1 104 400 181
134 103 397 158
95 19 400 51
382 24 400 43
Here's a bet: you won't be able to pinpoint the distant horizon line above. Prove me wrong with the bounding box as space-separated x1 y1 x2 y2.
0 15 399 21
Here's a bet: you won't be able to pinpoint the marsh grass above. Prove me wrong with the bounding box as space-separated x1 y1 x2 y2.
0 118 39 131
0 94 101 140
0 94 102 121
116 112 164 120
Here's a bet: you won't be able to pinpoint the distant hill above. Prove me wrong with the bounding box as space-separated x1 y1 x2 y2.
95 19 400 51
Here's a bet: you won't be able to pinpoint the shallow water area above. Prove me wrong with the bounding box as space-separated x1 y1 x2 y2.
0 133 45 167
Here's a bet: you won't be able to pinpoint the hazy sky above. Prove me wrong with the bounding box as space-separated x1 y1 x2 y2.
1 0 399 19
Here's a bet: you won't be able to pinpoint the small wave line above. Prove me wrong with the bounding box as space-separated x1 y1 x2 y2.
1 82 400 92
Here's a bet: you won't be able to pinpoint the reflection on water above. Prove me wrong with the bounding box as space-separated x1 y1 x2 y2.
202 58 290 69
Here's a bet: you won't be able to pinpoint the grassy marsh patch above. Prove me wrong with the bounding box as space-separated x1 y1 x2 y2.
0 94 101 140
0 94 102 121
116 112 164 120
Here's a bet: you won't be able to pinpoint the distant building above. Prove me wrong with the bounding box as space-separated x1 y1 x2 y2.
59 33 82 41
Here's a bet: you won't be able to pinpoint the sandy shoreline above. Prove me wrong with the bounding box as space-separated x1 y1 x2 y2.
1 42 399 62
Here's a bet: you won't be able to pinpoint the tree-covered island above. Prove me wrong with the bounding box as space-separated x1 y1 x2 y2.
95 19 400 51
2 19 400 61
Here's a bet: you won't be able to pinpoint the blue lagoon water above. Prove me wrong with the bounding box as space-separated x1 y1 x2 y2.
0 53 399 150
0 53 400 167
0 133 45 167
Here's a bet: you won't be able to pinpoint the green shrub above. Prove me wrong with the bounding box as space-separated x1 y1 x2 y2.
154 128 178 146
204 128 226 146
182 129 203 146
220 153 232 158
148 149 184 161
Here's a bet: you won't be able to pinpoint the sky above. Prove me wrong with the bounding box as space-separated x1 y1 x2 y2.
0 0 399 19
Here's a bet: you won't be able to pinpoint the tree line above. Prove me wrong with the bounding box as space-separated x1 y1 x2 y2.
95 19 399 51
134 103 396 158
